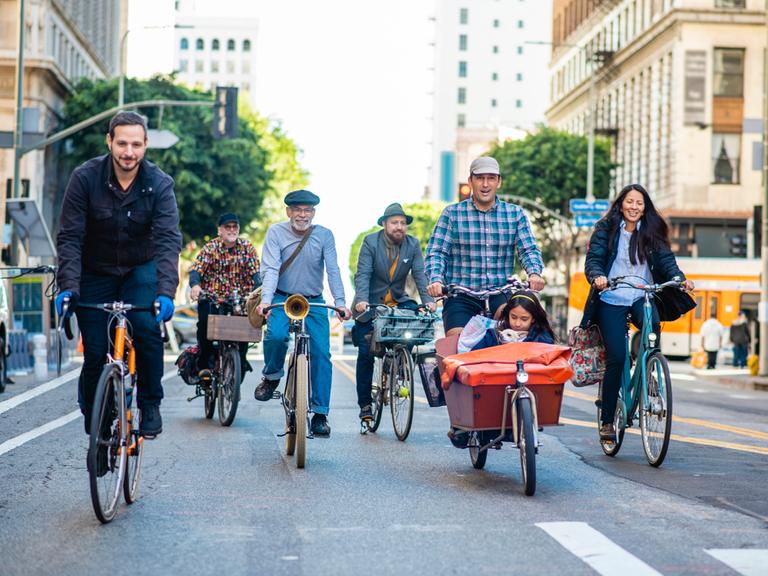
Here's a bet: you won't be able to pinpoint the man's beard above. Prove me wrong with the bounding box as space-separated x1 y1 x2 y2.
385 230 404 245
291 218 312 232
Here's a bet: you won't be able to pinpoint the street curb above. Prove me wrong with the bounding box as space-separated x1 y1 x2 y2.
693 373 768 392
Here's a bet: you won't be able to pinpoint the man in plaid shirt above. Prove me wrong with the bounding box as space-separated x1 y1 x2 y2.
425 156 545 336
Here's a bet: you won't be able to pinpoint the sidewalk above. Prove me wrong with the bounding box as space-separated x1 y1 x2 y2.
690 367 768 392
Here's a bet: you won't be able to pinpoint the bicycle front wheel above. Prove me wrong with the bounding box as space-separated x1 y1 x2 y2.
517 396 536 496
89 364 127 523
218 346 241 427
123 376 143 504
469 431 487 469
294 353 309 468
389 347 414 441
641 352 673 467
368 357 385 432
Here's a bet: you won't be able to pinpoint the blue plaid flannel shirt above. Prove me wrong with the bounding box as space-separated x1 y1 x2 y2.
425 198 543 291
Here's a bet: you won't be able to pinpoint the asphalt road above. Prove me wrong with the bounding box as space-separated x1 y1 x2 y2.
0 352 766 576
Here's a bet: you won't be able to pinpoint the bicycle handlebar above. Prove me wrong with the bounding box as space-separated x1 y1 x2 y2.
601 276 687 294
263 300 348 318
58 299 168 342
441 278 531 300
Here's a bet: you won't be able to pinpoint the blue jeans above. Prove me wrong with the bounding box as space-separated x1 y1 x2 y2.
262 293 332 415
732 343 748 368
76 261 164 430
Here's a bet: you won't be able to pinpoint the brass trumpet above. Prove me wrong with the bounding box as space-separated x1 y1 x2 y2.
284 294 310 320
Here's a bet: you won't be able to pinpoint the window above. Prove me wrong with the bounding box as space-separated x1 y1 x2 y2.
517 46 523 55
180 37 189 50
713 48 744 97
458 87 466 104
242 81 250 91
493 19 500 28
711 133 740 184
491 98 497 107
460 7 468 24
457 113 466 128
179 59 188 72
227 60 235 73
195 38 204 50
211 60 219 73
715 0 746 7
516 99 522 108
227 39 235 51
517 20 524 28
516 73 522 81
195 60 204 72
459 34 467 51
492 45 499 54
212 38 220 51
492 72 498 81
242 61 251 74
458 61 467 77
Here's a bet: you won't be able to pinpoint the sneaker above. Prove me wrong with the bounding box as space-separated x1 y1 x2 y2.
140 405 163 438
87 445 109 478
599 423 616 442
310 413 331 437
447 427 469 449
358 405 373 421
254 377 280 401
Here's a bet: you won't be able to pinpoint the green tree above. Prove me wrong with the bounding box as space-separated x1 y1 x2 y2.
61 75 304 245
348 200 445 283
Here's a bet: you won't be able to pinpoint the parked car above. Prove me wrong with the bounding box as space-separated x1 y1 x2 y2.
171 304 198 346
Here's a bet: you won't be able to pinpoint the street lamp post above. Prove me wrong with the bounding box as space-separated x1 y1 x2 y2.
760 0 768 376
5 0 26 247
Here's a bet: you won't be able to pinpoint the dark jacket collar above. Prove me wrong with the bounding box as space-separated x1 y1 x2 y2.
102 155 153 195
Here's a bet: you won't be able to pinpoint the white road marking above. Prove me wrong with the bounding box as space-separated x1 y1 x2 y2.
706 549 768 576
728 394 753 400
0 368 81 415
670 372 696 381
0 410 80 456
537 522 662 576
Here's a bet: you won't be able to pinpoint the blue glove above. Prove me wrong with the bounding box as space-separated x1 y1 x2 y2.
55 291 77 317
155 295 174 323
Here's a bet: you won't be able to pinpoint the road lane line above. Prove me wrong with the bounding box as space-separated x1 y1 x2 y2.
706 549 768 576
0 410 80 456
536 522 662 576
564 390 768 442
0 368 81 415
332 359 429 404
559 417 768 455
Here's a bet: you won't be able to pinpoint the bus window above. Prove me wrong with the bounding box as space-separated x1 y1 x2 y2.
709 296 719 318
694 296 703 320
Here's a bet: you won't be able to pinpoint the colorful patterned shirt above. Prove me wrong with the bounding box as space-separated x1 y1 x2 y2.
192 237 260 298
425 197 543 291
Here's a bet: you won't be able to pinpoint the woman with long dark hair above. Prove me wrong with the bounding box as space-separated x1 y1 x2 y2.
579 184 695 442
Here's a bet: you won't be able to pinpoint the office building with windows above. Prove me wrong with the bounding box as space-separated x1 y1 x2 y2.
429 0 552 202
173 0 257 103
546 0 765 259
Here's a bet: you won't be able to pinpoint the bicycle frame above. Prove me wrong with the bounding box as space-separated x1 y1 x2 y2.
283 317 313 423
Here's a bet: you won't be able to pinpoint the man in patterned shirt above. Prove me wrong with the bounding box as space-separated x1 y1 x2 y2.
425 156 545 336
189 213 260 379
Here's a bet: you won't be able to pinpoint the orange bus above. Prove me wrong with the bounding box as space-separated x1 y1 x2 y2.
567 257 761 358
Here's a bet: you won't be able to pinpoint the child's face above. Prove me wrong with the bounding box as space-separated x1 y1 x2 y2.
507 305 533 332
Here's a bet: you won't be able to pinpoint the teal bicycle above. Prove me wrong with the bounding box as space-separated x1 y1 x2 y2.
597 276 686 467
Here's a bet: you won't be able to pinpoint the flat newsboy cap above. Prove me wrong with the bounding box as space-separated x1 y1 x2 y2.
218 213 239 226
469 156 500 176
377 203 413 226
284 189 320 206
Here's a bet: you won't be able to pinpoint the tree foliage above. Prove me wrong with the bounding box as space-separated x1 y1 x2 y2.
348 201 445 283
61 75 305 245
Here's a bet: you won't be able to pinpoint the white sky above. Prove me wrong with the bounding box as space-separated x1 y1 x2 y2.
128 0 435 295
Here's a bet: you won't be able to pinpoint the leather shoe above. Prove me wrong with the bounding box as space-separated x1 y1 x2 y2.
599 423 616 441
358 405 373 421
310 413 331 437
140 405 163 438
254 377 280 401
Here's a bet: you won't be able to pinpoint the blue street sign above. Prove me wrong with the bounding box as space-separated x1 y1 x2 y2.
569 198 610 213
574 214 601 228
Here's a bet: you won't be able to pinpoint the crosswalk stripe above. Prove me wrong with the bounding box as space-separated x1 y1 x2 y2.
537 522 663 576
705 549 768 576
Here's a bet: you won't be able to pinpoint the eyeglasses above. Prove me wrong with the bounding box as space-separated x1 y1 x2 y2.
220 224 239 231
289 207 315 215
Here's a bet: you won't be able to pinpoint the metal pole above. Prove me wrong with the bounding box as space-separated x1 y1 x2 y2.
118 29 129 107
11 0 26 202
586 54 596 203
760 0 768 376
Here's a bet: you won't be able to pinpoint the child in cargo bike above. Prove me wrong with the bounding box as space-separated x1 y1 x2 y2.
448 290 557 447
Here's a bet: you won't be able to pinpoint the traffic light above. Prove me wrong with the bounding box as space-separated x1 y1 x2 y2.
729 234 746 257
458 183 471 201
212 86 238 139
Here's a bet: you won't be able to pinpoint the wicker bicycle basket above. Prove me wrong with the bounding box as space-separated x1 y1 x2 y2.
371 310 435 346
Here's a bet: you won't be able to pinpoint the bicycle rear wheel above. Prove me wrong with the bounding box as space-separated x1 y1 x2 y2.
390 347 414 441
294 353 309 468
517 396 536 496
123 376 143 504
204 386 216 419
89 364 127 523
218 346 241 427
369 357 385 433
597 381 626 456
641 352 673 467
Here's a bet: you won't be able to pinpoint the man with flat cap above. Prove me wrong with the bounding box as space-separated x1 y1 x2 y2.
426 156 545 336
352 203 435 422
189 212 261 381
254 190 351 437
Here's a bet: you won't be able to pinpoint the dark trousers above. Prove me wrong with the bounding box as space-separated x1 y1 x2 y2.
76 261 164 430
355 301 418 409
596 298 660 425
732 344 748 368
706 350 718 369
196 299 250 377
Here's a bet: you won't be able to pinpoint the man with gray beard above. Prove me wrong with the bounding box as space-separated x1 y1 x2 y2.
254 190 351 437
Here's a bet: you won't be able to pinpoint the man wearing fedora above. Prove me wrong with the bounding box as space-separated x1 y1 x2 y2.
352 203 435 422
189 212 261 382
426 156 545 336
254 190 351 437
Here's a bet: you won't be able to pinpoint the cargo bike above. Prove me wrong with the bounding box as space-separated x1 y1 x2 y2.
437 283 573 496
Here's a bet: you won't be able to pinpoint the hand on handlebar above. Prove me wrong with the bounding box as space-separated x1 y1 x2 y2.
154 295 174 323
592 276 608 291
527 273 545 292
189 285 202 302
424 301 437 313
55 291 77 318
354 301 369 314
682 279 695 292
257 303 271 319
427 282 444 299
337 307 352 321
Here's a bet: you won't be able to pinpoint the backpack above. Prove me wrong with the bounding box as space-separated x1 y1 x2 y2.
175 345 200 386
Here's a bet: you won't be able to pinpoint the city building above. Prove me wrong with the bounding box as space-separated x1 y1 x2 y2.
546 0 765 259
429 0 552 202
172 0 257 104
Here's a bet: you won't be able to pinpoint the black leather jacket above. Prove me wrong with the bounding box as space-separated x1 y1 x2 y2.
56 155 182 298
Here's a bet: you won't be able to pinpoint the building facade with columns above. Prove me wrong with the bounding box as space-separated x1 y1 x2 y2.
547 0 765 259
